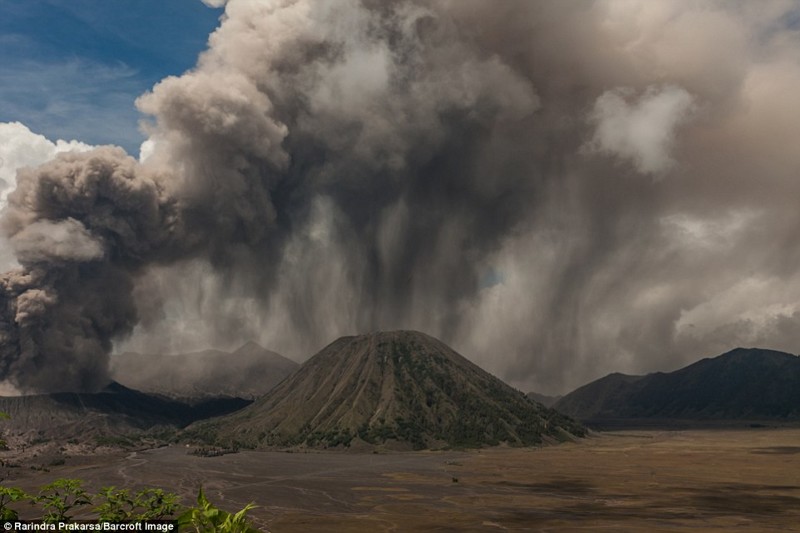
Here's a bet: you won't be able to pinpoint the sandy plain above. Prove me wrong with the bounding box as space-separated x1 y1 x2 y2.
5 428 800 532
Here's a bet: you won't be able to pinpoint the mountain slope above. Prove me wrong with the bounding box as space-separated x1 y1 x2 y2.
194 330 585 449
555 348 800 421
552 373 645 419
110 342 298 399
526 392 562 408
0 382 250 443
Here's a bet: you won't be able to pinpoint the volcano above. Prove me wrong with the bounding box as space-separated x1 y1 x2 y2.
193 330 585 449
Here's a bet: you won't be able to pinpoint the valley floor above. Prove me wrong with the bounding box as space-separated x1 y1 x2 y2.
5 428 800 532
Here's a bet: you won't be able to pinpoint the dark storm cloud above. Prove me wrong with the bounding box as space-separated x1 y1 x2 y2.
2 0 799 394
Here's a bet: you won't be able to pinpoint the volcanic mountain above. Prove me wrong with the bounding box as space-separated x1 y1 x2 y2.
555 348 800 422
0 382 250 444
111 342 298 399
193 331 585 449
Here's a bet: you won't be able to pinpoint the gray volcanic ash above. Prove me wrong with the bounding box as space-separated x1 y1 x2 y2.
1 2 799 396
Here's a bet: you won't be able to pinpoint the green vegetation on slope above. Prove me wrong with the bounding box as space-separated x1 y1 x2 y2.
193 331 585 449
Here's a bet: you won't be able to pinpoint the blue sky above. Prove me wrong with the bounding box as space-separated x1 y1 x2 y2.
0 0 223 154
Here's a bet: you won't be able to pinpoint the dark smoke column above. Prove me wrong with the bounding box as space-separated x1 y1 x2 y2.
0 0 543 392
0 148 182 392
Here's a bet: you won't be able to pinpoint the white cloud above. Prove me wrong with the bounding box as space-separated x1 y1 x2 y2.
200 0 227 7
0 122 94 202
587 85 695 175
138 138 157 163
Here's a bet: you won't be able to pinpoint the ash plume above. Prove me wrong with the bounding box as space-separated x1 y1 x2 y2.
2 0 800 394
0 148 183 391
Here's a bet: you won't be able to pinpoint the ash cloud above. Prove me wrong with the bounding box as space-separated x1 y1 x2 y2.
0 148 184 392
587 85 695 175
2 0 800 394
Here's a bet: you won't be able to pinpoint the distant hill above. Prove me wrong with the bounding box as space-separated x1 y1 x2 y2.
526 392 562 408
110 342 298 399
0 382 250 444
192 330 585 450
555 348 800 422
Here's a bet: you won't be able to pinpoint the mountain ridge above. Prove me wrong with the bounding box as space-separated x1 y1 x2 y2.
0 381 251 445
555 347 800 422
110 341 298 399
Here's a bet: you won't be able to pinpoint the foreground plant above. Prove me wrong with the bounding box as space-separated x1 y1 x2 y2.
1 478 261 531
95 487 180 522
35 478 92 522
0 486 30 520
177 488 259 533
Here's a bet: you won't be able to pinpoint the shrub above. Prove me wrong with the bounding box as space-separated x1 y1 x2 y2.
177 488 259 533
0 486 30 520
95 487 179 521
35 478 92 522
0 480 261 531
